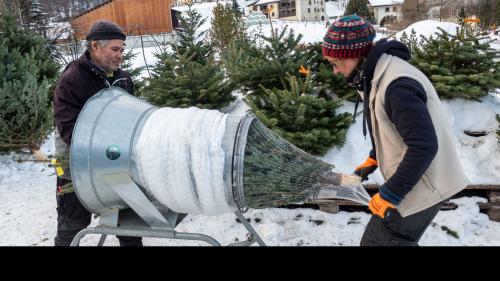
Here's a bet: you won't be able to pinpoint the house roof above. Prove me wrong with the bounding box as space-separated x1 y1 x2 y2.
250 0 281 6
368 0 404 7
71 0 114 20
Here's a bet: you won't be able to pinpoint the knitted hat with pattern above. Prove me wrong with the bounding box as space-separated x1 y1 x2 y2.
322 15 376 59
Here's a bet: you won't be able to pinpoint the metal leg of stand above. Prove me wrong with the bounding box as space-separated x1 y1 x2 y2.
97 234 107 246
70 227 222 246
235 211 266 246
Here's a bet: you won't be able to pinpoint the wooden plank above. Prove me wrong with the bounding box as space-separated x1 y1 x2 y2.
362 184 500 190
318 203 340 214
478 202 500 210
487 210 500 222
489 191 500 202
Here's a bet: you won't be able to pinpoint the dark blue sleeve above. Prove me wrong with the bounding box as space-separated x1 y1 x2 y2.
379 78 439 205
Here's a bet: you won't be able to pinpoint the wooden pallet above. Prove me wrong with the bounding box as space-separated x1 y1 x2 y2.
307 185 500 222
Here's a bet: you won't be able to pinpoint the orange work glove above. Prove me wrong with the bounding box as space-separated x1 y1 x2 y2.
368 193 395 219
354 156 378 181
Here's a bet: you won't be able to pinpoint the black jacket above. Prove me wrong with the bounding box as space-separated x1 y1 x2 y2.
53 50 133 145
355 39 439 205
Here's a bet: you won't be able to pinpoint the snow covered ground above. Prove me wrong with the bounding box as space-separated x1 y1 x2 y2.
1 5 499 246
1 93 499 246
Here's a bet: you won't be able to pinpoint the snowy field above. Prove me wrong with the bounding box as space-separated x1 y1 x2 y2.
1 4 499 246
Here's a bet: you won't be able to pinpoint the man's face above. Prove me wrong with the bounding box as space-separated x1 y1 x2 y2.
91 39 125 72
324 56 360 78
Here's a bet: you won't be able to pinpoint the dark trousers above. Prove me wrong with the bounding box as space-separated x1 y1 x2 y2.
54 177 143 246
360 201 443 246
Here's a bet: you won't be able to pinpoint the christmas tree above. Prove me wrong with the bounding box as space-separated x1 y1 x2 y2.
306 42 357 101
409 27 500 100
171 3 212 64
121 50 145 96
0 13 58 158
223 26 315 94
245 74 352 156
344 0 375 23
142 52 235 109
141 3 235 110
210 3 245 53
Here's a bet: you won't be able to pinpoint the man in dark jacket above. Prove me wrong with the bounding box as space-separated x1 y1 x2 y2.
53 20 142 246
322 15 468 246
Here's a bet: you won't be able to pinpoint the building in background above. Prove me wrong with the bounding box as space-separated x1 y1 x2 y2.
368 0 403 24
71 0 175 39
248 0 327 21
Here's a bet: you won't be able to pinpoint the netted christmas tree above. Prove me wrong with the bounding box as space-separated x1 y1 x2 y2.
141 3 235 110
0 13 59 158
408 26 500 100
245 73 352 156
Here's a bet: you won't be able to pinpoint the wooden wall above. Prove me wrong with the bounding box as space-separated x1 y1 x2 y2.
71 0 174 39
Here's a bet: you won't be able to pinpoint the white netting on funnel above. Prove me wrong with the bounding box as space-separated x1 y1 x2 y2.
133 107 232 215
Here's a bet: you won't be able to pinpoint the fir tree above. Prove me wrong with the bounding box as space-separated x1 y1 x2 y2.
245 74 352 156
457 6 468 28
142 52 235 110
306 42 357 101
344 0 375 23
399 28 419 53
141 4 235 110
29 0 48 37
223 26 314 94
210 3 246 53
410 27 500 100
121 50 145 96
172 2 212 64
0 13 58 156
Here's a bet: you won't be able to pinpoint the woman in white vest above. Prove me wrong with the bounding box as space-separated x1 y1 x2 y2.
322 15 468 246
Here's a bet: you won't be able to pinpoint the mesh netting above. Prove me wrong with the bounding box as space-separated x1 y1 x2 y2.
239 117 370 209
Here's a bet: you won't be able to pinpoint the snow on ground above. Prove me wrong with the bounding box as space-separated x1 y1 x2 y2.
395 20 460 41
1 4 499 246
1 95 499 246
324 95 500 185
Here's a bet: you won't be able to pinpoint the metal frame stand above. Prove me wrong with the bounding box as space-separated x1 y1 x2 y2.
70 209 266 246
70 174 266 246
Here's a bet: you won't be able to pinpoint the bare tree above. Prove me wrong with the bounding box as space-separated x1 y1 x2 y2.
402 0 430 26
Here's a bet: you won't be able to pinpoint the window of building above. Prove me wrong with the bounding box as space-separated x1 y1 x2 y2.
308 8 310 13
385 7 390 12
272 12 275 16
309 0 311 5
393 6 397 12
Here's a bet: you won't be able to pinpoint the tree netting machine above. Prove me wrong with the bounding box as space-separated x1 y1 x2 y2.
69 87 370 246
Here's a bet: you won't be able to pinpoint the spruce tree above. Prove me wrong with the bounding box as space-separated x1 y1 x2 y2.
410 27 500 100
141 3 235 110
344 0 375 23
0 13 58 157
210 3 245 53
306 42 357 101
172 3 211 64
143 52 235 109
121 50 145 96
245 74 352 156
223 26 314 94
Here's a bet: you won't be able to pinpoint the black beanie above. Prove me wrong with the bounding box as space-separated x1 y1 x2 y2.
86 20 126 41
